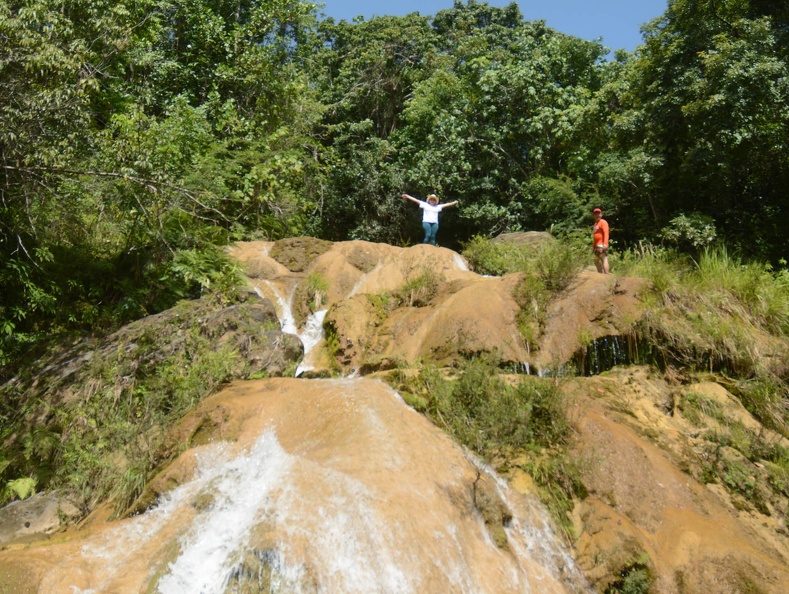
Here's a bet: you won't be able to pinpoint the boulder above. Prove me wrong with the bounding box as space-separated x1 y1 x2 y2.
0 492 79 546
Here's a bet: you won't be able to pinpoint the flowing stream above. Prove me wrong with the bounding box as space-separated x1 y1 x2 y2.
29 273 593 593
60 379 589 594
255 280 327 376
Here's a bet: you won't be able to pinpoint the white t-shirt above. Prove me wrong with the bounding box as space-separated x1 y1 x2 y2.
419 201 444 224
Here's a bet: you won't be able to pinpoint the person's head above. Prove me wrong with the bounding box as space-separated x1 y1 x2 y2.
427 194 439 205
593 207 602 219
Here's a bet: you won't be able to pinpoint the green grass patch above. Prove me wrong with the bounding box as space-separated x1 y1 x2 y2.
462 235 585 292
305 272 329 312
397 262 443 307
618 245 789 433
390 358 583 533
0 299 260 514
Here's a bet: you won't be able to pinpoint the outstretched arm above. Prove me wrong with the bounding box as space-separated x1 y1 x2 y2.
442 200 459 208
401 193 421 205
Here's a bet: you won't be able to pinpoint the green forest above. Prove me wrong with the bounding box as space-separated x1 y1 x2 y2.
2 0 788 368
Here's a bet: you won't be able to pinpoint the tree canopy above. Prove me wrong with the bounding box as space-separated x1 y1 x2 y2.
2 0 788 366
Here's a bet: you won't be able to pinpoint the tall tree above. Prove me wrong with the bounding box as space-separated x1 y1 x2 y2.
0 0 323 365
0 0 165 360
396 4 606 241
589 0 789 257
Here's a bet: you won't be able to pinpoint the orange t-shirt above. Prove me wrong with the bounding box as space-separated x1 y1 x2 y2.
593 218 609 248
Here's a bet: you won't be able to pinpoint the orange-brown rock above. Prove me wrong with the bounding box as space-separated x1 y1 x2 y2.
0 379 589 593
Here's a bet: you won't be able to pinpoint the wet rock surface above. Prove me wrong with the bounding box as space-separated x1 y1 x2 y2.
231 239 646 374
0 379 589 593
2 238 788 593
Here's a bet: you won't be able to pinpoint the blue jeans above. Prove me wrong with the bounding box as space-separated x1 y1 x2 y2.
422 222 439 245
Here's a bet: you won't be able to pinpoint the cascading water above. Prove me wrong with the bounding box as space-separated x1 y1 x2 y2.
574 334 659 376
294 309 328 376
55 379 590 594
453 253 469 271
255 280 327 376
38 252 588 593
156 431 291 594
65 433 292 594
256 281 298 335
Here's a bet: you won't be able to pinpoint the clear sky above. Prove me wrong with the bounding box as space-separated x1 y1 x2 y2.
318 1 669 53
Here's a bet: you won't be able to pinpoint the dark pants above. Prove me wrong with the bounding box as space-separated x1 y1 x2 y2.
422 222 439 245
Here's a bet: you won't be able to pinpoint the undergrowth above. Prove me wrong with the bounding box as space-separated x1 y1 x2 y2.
397 259 443 307
678 385 789 516
618 246 789 433
462 235 585 353
0 298 252 514
462 234 585 292
388 357 585 536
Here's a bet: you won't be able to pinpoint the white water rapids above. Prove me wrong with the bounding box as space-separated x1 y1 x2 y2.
61 378 589 594
36 251 591 593
254 280 327 376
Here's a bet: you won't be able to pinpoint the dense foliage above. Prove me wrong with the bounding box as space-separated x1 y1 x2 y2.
2 0 788 363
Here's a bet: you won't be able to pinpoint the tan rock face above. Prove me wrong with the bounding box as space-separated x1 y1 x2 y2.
562 368 789 594
6 238 786 594
0 379 590 593
230 239 646 373
535 271 647 372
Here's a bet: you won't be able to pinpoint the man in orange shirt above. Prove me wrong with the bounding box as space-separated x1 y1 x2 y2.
592 208 610 274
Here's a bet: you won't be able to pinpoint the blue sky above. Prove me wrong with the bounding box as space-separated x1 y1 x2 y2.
318 1 669 53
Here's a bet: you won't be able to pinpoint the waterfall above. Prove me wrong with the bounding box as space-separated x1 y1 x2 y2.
453 253 469 271
72 433 292 594
255 280 327 375
575 334 657 376
294 309 328 376
57 379 590 594
157 432 292 594
258 281 298 336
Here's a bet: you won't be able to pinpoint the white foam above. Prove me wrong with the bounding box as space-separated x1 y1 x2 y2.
294 309 328 376
158 431 292 594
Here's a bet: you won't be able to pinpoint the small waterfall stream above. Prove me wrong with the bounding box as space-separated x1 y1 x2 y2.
256 281 297 335
294 309 328 376
453 253 469 271
255 280 327 376
156 432 292 594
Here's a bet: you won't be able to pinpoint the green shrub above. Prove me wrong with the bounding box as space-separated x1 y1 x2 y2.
169 246 243 303
764 454 789 497
451 357 504 417
693 248 789 336
606 567 653 594
513 273 549 351
534 241 584 292
395 359 572 458
520 452 587 535
390 358 581 533
2 477 37 501
614 243 685 296
398 264 443 307
661 212 718 251
461 235 534 276
605 553 654 594
305 272 329 311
